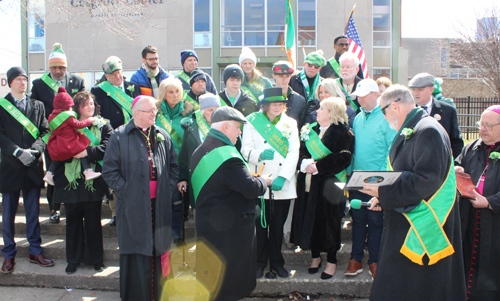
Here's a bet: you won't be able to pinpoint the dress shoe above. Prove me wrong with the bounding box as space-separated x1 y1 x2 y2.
49 211 60 224
369 262 377 279
344 258 363 276
321 271 334 280
256 266 265 278
29 254 54 267
308 258 322 274
109 216 116 226
94 262 105 271
1 258 15 273
65 263 78 274
273 266 289 278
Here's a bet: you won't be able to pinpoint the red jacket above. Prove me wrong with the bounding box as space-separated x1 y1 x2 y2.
47 110 91 161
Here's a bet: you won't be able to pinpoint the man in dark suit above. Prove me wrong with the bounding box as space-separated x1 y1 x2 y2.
320 35 364 80
91 56 141 225
30 43 85 224
409 73 464 158
1 67 53 273
362 84 466 301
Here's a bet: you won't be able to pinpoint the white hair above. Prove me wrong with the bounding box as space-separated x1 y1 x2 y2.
211 120 231 129
339 52 359 67
132 96 155 114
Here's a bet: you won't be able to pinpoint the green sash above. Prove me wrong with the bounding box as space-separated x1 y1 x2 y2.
327 57 341 78
299 70 320 102
247 112 289 158
80 126 103 166
42 111 78 143
41 73 59 93
0 98 40 140
241 85 261 104
98 81 133 124
304 122 347 183
156 112 183 151
182 90 200 111
178 71 191 86
218 95 228 107
387 158 456 265
191 145 249 202
195 110 210 138
336 79 358 112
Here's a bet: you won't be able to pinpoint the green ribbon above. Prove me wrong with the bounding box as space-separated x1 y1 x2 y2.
191 145 249 202
247 112 289 158
264 96 285 102
178 71 191 86
195 110 210 138
241 85 261 104
79 126 103 166
98 81 133 124
156 112 183 152
219 95 228 107
327 57 341 78
335 78 358 112
300 70 320 102
42 111 78 144
0 98 40 140
304 122 347 183
41 73 59 93
182 90 200 111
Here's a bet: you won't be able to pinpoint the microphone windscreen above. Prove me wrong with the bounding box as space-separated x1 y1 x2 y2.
350 199 362 210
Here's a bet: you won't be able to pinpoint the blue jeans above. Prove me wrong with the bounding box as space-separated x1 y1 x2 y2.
349 190 383 264
2 188 42 258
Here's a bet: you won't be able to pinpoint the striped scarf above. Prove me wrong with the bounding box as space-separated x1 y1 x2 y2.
142 64 160 97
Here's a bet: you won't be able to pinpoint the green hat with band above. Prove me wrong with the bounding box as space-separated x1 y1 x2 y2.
304 51 327 67
102 56 122 74
261 87 287 104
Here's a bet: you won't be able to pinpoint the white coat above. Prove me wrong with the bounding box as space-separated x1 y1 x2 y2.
241 112 300 200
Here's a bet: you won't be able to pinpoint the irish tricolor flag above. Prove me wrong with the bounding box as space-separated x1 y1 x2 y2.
285 0 296 68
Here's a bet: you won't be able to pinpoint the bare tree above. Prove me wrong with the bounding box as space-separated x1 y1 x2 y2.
19 0 176 42
449 7 500 96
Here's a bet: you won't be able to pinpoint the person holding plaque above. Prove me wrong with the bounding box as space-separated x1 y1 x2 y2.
362 85 466 301
291 97 354 279
241 87 300 278
455 105 500 300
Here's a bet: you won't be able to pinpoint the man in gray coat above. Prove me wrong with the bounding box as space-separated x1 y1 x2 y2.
102 96 178 300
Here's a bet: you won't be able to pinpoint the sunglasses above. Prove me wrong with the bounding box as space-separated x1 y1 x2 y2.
307 63 321 69
381 98 401 115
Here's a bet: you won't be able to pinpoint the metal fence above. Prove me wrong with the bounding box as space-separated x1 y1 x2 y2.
454 96 499 141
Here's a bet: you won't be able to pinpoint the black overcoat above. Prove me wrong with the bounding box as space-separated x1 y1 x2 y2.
291 123 353 251
0 93 49 193
429 98 464 158
372 110 466 301
456 139 500 292
90 80 141 130
53 123 113 204
102 120 178 256
218 90 258 117
31 73 85 118
178 115 202 208
191 135 267 301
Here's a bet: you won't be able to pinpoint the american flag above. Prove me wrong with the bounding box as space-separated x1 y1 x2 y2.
345 15 368 78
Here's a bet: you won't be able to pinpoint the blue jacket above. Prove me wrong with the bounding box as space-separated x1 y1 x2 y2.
130 66 170 97
348 105 396 174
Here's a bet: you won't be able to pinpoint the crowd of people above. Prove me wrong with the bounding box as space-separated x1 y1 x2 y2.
0 37 499 301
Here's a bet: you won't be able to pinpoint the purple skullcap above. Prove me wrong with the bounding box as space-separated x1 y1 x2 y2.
132 96 143 109
486 105 500 115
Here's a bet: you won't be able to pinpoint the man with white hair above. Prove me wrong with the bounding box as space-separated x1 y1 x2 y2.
192 106 272 301
361 85 466 301
102 95 178 300
333 52 363 114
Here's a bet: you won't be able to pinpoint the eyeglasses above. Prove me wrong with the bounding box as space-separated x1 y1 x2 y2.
145 57 160 62
138 109 158 115
476 121 500 131
307 63 321 69
381 98 402 115
336 43 349 47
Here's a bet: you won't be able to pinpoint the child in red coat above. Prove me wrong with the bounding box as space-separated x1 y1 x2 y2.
43 87 101 185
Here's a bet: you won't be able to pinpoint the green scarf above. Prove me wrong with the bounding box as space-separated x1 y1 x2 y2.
161 101 184 120
264 112 281 126
64 126 101 192
207 128 233 146
299 70 320 102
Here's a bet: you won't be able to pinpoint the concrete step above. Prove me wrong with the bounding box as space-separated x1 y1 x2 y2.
1 259 372 298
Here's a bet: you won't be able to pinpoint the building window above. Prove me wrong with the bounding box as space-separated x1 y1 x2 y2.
372 0 391 78
221 0 316 48
194 0 212 47
28 0 45 52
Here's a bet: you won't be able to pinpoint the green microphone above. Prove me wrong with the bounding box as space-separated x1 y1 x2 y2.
350 199 372 209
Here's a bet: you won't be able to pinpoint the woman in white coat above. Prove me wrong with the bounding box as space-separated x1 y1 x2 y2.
242 87 300 279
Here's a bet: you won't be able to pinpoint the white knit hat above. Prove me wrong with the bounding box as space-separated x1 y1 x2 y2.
239 46 257 66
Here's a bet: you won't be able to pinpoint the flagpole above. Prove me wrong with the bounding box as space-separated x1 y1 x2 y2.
344 3 356 34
